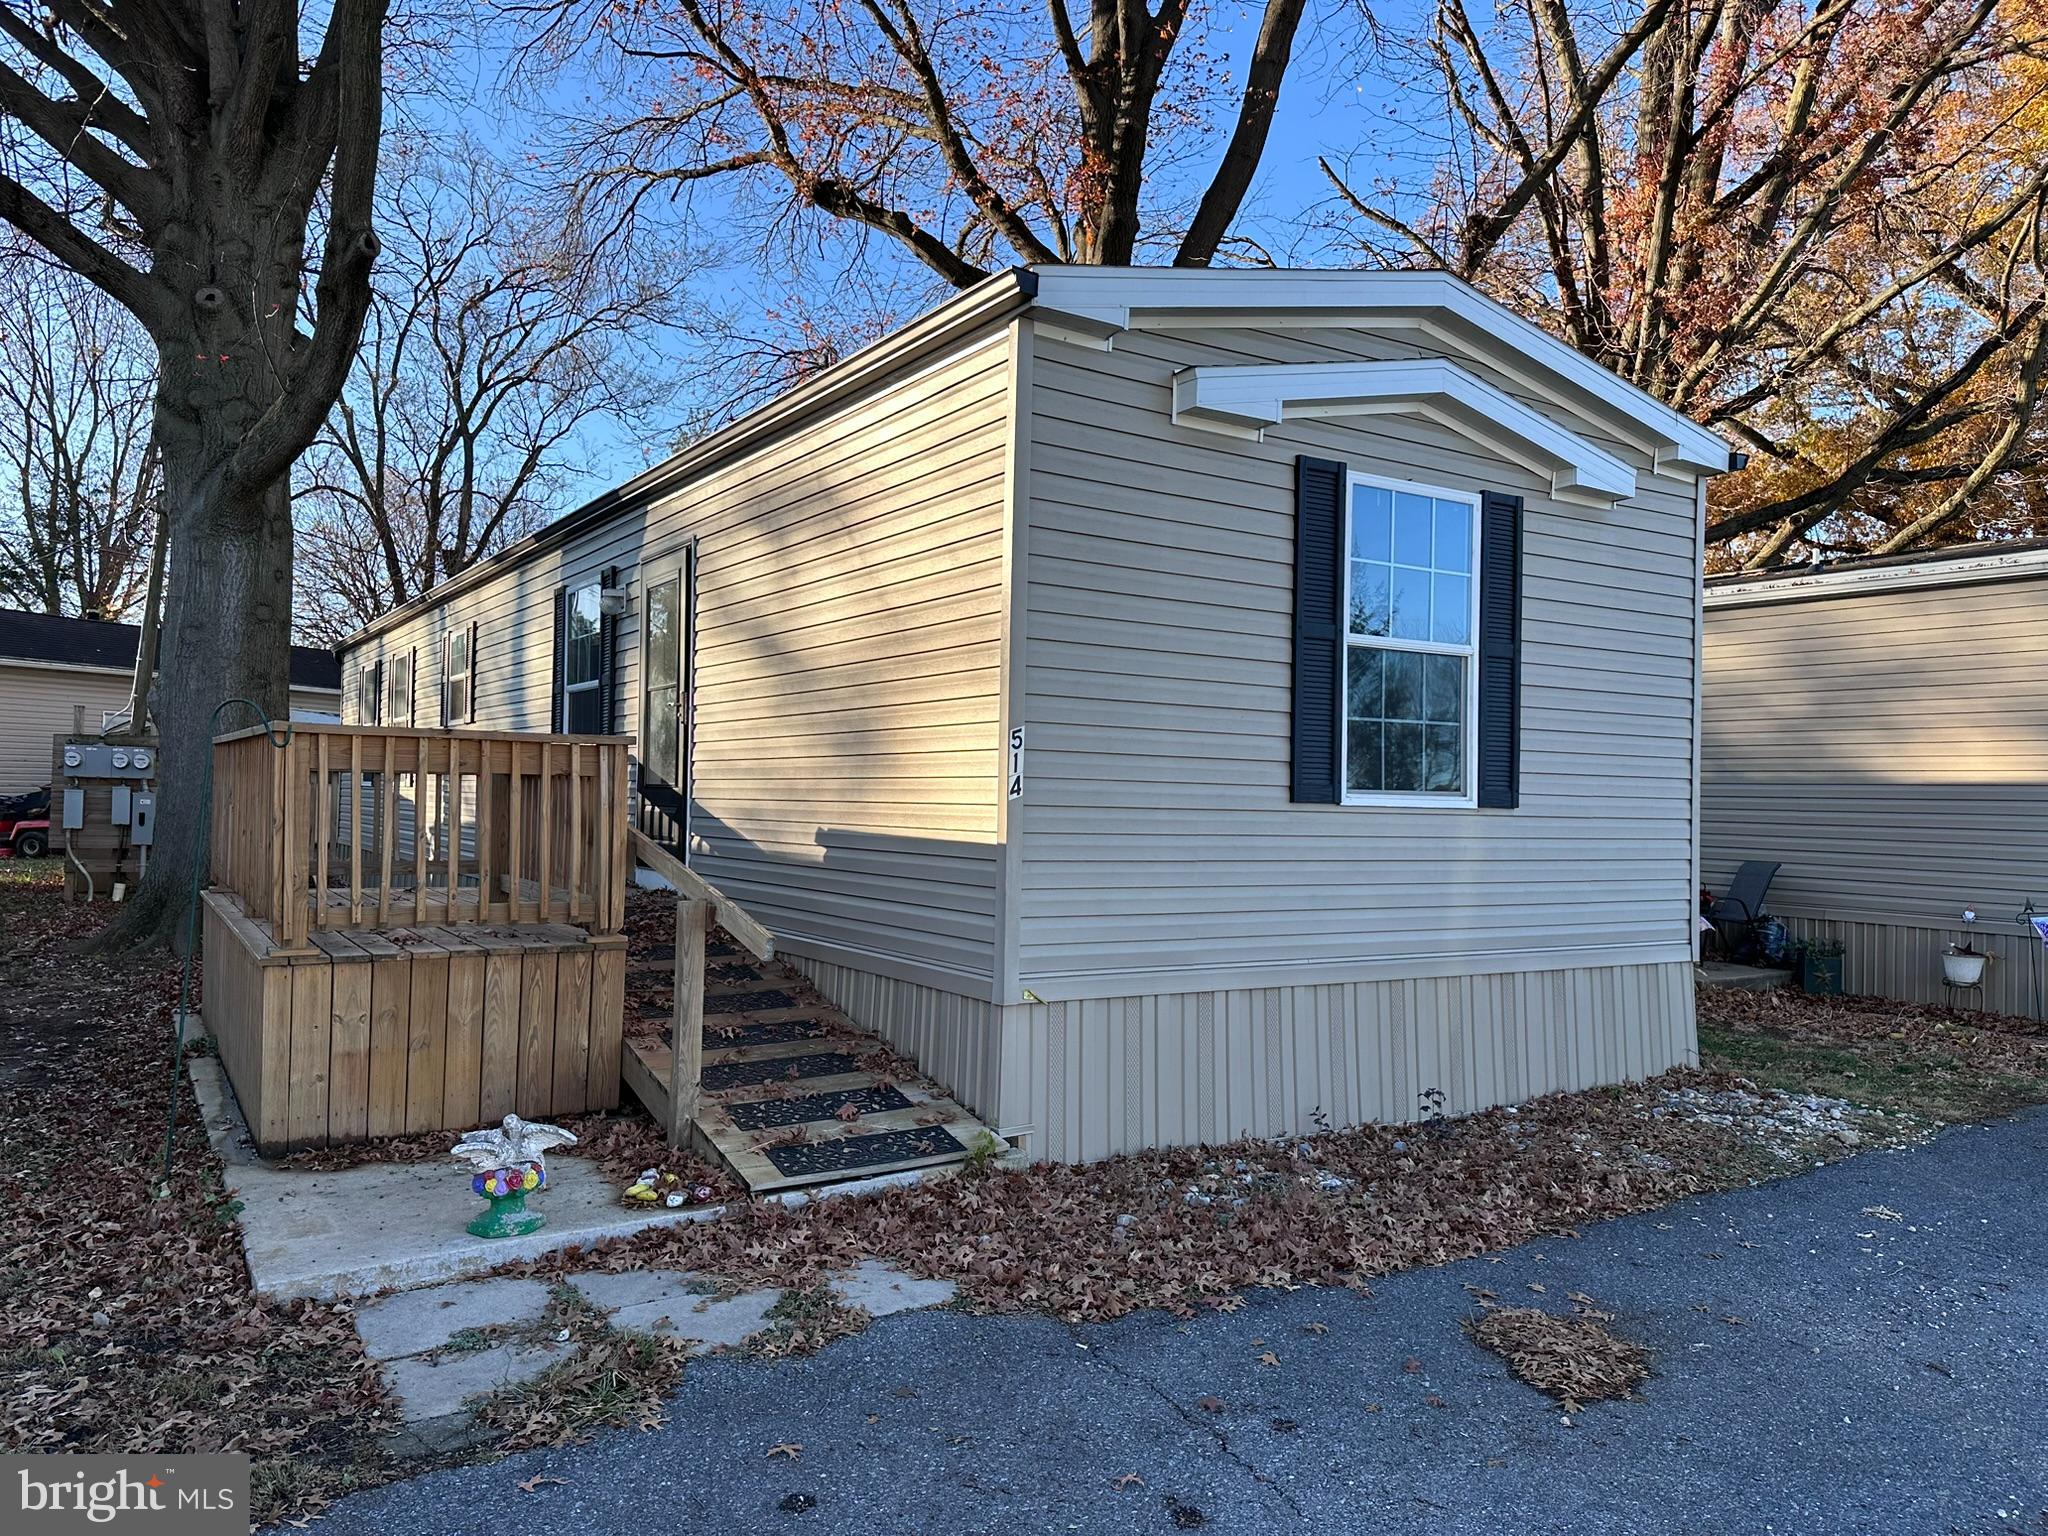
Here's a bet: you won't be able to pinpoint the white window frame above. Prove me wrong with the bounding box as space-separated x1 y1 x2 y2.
387 647 414 727
561 583 603 732
1340 469 1481 810
443 625 472 725
356 660 381 725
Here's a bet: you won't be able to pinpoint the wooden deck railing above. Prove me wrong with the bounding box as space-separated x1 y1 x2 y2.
212 723 631 953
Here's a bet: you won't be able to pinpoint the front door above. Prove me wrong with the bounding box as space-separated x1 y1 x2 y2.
638 549 691 854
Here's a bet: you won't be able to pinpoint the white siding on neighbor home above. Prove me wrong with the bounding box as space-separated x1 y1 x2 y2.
1012 324 1702 1003
1702 573 2048 1007
344 332 1013 990
0 661 337 795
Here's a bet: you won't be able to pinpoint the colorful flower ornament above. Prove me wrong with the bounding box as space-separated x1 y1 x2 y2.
450 1115 577 1239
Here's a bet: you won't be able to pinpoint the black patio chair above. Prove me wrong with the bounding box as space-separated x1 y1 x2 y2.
1707 860 1781 963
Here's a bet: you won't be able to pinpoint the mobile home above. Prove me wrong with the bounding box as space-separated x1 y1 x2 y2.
1703 539 2048 1015
338 266 1735 1161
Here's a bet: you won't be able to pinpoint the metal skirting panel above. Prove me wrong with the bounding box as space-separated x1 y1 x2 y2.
1777 914 2048 1020
1001 960 1698 1164
792 952 1697 1166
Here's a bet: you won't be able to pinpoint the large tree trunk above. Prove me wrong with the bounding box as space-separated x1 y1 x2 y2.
101 428 294 950
96 217 309 952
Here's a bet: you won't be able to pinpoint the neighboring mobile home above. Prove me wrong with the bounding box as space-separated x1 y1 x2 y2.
0 607 341 795
338 266 1735 1162
1703 539 2048 1017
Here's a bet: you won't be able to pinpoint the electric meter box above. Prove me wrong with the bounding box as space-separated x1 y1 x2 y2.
129 792 157 846
61 744 155 779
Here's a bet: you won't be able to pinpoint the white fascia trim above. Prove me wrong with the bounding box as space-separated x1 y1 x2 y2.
1172 359 1637 505
1704 544 2048 608
1030 266 1732 476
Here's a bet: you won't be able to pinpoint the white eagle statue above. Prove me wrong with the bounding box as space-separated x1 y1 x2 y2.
451 1114 578 1174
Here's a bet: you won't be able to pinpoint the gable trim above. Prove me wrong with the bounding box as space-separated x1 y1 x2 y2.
1172 360 1637 506
1030 266 1732 477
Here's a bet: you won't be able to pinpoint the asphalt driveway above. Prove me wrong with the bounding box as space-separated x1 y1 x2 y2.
306 1109 2048 1536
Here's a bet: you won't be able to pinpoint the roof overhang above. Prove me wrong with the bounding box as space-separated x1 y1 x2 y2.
1705 541 2048 609
1171 359 1637 506
1030 266 1733 479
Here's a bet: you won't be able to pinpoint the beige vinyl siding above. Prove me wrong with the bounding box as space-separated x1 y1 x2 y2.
343 331 1014 990
1013 324 1702 1000
0 661 337 795
1702 574 2048 989
998 960 1694 1163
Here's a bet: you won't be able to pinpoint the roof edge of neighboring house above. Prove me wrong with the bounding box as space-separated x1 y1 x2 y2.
0 608 341 691
339 267 1043 651
1704 536 2048 610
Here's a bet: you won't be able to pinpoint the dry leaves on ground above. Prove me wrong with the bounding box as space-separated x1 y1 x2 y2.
1464 1302 1650 1412
0 868 392 1525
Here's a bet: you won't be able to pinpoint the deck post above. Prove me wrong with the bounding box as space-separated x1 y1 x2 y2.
669 893 707 1147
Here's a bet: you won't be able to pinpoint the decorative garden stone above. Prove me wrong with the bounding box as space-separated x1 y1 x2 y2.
451 1115 578 1239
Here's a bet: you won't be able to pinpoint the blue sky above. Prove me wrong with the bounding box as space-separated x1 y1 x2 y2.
428 0 1442 502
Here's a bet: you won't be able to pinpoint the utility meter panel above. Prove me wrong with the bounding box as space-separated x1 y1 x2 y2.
60 744 156 779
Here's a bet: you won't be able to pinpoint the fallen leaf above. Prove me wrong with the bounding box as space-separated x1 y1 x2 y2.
1526 1282 1547 1294
1402 1357 1423 1374
1196 1396 1226 1414
766 1443 802 1461
1302 1322 1329 1335
1424 1394 1445 1408
1256 1351 1281 1367
1113 1473 1146 1491
516 1475 566 1493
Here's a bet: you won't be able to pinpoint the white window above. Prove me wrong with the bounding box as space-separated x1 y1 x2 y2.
443 625 472 725
356 660 381 725
387 648 414 727
1342 473 1479 804
562 584 603 732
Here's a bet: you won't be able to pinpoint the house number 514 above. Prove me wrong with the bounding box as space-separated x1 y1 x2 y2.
1007 727 1024 799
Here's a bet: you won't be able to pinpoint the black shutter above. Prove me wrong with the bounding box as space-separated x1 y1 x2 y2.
597 566 620 733
1291 455 1346 804
549 588 566 732
1476 490 1524 809
467 620 479 723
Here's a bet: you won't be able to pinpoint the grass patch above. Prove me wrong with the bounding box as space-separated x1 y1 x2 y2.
1699 986 2048 1125
471 1328 690 1447
743 1285 872 1358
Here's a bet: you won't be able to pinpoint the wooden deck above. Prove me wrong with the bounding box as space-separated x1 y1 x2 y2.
620 949 1001 1194
202 894 626 1154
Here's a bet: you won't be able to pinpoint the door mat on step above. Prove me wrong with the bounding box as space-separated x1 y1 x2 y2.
704 988 796 1015
725 1084 915 1131
705 1018 834 1049
708 962 766 987
763 1126 963 1178
703 1051 862 1090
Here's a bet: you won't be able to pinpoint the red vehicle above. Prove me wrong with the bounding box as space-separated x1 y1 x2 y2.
0 786 50 860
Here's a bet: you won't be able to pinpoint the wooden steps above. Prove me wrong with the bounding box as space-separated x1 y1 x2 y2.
622 993 1000 1194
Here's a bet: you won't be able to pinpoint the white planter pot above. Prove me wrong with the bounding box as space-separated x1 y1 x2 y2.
1942 952 1987 987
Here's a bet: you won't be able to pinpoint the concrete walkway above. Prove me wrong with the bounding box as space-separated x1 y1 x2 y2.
304 1110 2048 1536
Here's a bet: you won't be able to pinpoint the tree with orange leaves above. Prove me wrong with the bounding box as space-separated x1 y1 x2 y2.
525 0 1317 281
1323 0 2048 564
